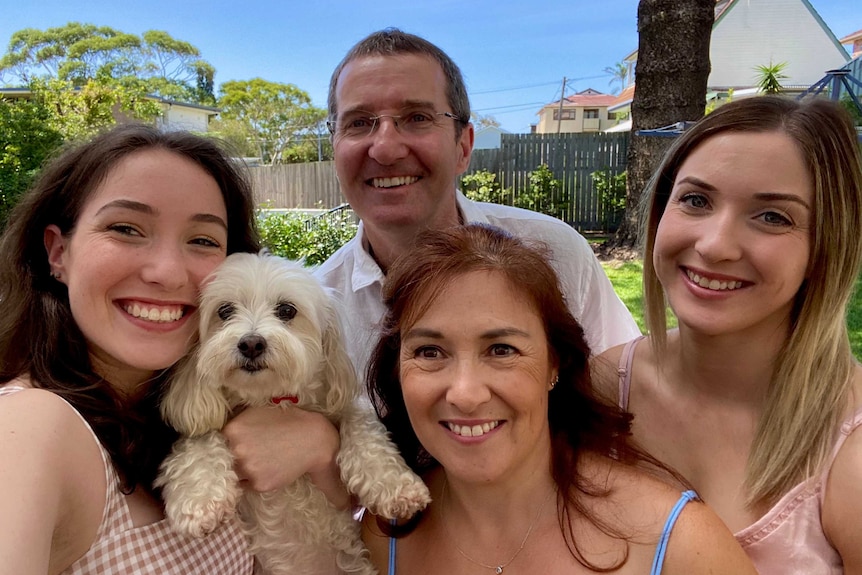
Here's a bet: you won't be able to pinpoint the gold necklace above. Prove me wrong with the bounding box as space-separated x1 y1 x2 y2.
440 478 555 574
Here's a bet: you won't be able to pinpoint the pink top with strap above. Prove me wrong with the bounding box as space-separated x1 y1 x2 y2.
617 337 857 574
0 385 254 575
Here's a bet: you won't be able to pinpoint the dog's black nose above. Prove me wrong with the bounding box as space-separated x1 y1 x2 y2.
237 334 267 359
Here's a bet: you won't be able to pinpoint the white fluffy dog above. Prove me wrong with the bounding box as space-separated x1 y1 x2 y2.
155 252 430 575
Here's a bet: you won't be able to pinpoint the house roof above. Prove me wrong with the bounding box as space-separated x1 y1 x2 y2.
545 89 616 109
607 84 635 112
840 29 862 43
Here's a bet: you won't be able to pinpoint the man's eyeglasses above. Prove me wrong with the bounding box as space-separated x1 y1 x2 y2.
326 109 463 139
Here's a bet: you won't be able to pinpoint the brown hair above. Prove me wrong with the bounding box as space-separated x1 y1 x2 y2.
641 96 862 505
368 223 674 569
0 123 260 493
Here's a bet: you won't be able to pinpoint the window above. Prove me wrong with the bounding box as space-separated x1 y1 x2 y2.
553 109 576 120
583 109 599 119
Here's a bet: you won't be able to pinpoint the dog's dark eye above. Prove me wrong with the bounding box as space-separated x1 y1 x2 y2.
217 303 235 321
275 302 297 322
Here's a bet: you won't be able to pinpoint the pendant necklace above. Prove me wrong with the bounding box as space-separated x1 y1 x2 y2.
440 478 555 574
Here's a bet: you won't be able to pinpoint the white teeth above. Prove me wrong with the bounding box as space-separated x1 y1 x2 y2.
124 303 184 323
686 270 743 291
372 176 419 188
446 421 500 437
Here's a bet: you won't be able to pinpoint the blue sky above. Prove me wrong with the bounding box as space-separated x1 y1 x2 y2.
0 0 858 133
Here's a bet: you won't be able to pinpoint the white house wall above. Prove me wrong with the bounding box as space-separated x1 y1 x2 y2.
158 105 211 132
709 0 849 88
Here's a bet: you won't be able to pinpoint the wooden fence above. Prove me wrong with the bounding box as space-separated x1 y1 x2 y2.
466 132 629 231
248 131 630 232
249 161 341 208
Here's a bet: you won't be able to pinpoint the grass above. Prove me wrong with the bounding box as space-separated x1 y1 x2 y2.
602 261 862 359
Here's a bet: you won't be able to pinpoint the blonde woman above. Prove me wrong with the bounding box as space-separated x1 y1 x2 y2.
594 96 862 574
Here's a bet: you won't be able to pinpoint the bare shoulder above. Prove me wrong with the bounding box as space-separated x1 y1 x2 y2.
590 343 626 402
658 496 757 575
588 458 755 575
0 386 105 573
821 365 862 572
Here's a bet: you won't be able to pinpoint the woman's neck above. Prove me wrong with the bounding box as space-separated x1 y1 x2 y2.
664 325 784 406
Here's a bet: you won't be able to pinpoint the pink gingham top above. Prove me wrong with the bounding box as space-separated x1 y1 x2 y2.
0 385 254 575
618 337 857 574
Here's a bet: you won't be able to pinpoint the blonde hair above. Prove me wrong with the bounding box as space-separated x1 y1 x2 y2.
640 96 862 506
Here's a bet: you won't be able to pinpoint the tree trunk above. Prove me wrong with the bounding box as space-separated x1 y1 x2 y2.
610 0 714 252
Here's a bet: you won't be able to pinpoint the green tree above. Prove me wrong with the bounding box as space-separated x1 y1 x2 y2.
603 61 629 95
754 61 788 95
218 79 326 165
0 23 216 105
31 77 161 141
0 96 63 226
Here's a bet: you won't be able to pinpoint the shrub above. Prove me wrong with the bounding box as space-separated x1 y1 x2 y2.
591 169 627 229
460 169 509 204
258 209 358 266
461 165 566 219
515 163 566 217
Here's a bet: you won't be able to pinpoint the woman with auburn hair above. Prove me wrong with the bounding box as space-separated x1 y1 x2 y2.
361 224 755 574
593 95 862 573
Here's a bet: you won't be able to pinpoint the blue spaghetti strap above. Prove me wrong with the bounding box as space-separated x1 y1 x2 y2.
650 490 698 575
388 520 397 575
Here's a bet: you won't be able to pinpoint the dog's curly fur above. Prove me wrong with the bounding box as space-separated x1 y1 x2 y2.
155 252 430 575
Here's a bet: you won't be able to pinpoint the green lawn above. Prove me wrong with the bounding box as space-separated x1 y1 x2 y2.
602 261 862 359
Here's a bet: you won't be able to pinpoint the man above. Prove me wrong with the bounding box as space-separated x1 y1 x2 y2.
316 28 639 376
221 28 639 497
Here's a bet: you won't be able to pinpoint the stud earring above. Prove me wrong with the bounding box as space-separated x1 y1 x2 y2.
549 376 558 391
51 270 61 280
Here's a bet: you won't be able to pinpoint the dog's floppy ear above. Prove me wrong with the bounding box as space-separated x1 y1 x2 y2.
321 298 357 415
161 344 231 436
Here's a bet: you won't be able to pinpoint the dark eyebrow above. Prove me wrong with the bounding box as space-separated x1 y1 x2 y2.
479 328 531 340
402 327 531 341
95 199 228 230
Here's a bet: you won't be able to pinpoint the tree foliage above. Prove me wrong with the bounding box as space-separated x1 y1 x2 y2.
470 111 501 129
217 78 326 165
603 61 629 95
0 23 216 105
30 77 161 140
0 95 63 226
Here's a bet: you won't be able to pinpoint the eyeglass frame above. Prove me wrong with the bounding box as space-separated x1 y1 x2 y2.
326 110 466 138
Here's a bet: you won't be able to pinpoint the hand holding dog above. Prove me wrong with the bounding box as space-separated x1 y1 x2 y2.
224 404 350 508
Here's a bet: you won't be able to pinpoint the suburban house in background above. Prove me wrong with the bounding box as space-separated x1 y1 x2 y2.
533 88 618 134
473 125 511 149
604 0 852 132
150 96 219 132
0 87 218 132
842 29 862 59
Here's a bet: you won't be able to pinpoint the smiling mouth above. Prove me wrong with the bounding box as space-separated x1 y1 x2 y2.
685 270 744 291
371 176 419 188
123 303 186 323
446 421 500 437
